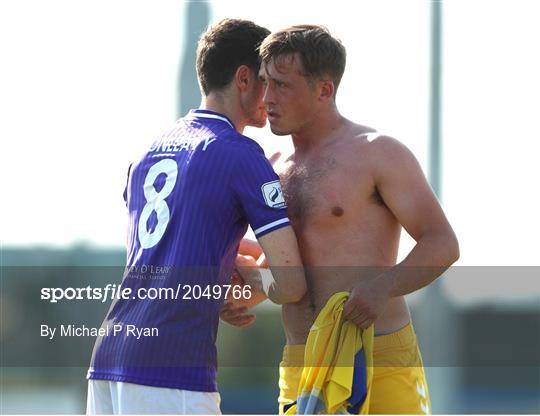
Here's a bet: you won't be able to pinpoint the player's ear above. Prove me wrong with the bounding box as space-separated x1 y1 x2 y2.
234 65 251 92
318 79 335 103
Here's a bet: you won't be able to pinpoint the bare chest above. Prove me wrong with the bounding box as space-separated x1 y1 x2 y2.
276 153 380 227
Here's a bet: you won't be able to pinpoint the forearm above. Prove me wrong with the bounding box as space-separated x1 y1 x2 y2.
256 227 307 303
262 267 306 304
241 273 268 308
237 264 304 305
379 231 459 297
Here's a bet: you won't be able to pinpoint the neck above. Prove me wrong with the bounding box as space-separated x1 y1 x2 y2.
291 105 345 153
200 92 246 133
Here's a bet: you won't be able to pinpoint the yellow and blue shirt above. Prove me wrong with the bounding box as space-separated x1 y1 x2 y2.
285 292 374 414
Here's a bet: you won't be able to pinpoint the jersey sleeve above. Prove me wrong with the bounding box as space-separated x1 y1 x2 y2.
231 146 291 238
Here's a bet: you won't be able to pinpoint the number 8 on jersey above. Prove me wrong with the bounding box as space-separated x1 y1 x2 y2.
138 158 178 249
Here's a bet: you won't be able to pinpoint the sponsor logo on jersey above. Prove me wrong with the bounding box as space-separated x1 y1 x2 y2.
261 180 287 208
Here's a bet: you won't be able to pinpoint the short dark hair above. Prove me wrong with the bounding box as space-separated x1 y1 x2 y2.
196 19 270 96
259 25 346 94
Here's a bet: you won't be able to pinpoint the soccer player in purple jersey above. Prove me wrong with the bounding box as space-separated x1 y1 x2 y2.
86 19 306 414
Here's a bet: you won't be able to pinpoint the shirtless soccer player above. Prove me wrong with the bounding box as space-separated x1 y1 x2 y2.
222 25 459 414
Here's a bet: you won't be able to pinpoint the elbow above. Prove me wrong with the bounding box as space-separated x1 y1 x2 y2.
276 280 307 304
288 280 308 303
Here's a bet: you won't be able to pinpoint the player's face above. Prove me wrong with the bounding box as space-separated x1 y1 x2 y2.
242 68 267 128
260 54 320 136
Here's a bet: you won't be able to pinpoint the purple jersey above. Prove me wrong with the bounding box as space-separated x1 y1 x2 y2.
87 110 289 391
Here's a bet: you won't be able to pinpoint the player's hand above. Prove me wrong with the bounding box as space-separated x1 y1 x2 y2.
343 278 391 329
239 239 263 259
219 302 256 328
238 239 268 267
235 254 262 289
224 261 250 308
235 254 257 267
256 253 268 268
220 261 257 327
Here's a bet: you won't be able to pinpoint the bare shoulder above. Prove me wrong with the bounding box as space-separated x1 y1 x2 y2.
342 122 414 161
357 133 417 166
367 134 413 155
340 125 423 184
364 136 427 192
338 120 376 149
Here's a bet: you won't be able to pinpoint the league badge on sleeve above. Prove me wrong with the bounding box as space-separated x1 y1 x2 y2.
261 180 287 209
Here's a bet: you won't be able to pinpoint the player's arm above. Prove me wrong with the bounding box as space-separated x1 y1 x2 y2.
228 253 268 310
238 227 306 304
237 239 269 308
344 136 459 327
220 241 271 327
258 225 306 303
372 136 459 295
231 146 306 305
220 258 259 328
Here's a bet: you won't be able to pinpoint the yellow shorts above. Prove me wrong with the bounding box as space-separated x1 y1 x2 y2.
278 322 431 414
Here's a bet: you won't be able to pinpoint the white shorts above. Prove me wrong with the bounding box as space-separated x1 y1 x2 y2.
86 380 221 415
